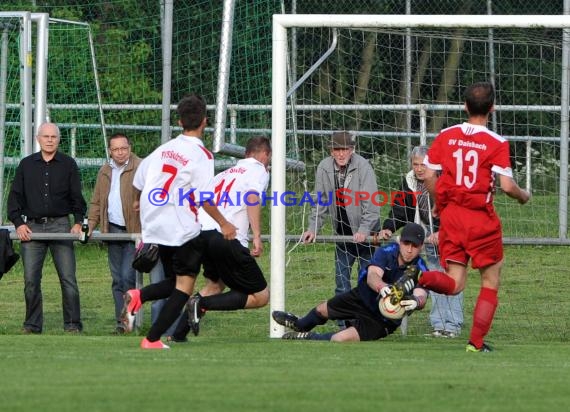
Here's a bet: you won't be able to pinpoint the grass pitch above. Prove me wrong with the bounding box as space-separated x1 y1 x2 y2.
0 243 569 411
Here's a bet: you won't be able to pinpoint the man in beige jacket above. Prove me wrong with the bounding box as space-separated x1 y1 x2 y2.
88 133 142 333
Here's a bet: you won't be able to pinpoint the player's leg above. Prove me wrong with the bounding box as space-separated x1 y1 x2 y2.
294 289 363 332
179 252 223 337
418 207 469 295
278 301 332 340
329 327 360 342
244 287 269 308
121 274 176 332
141 237 204 349
122 245 182 332
467 260 502 351
329 315 391 342
464 209 503 352
201 247 267 311
284 296 394 342
198 278 226 297
187 236 269 335
143 274 195 348
273 300 328 332
169 277 225 340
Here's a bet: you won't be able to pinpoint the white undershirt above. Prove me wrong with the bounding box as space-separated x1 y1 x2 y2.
107 159 128 226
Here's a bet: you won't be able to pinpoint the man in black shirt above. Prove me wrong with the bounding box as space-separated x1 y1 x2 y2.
8 122 86 333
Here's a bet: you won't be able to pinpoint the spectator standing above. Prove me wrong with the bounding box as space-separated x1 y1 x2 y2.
302 131 380 311
8 122 86 333
380 145 463 338
88 133 141 334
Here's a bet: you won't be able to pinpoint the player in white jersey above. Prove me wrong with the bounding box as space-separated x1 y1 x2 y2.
199 138 270 248
168 136 272 341
121 94 237 349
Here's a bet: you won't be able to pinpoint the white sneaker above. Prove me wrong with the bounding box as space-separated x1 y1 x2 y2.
425 329 445 337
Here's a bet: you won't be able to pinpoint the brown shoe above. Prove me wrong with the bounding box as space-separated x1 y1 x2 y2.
21 327 40 334
64 327 82 334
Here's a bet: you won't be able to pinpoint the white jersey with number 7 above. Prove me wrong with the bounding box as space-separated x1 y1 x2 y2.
134 134 214 246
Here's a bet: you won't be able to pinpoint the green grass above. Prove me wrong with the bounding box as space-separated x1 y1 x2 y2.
2 336 569 412
0 243 569 411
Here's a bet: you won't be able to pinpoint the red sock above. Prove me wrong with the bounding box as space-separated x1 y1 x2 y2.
469 287 498 349
418 270 456 294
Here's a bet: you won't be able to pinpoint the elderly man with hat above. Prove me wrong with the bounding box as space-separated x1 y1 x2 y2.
274 222 428 342
302 131 380 327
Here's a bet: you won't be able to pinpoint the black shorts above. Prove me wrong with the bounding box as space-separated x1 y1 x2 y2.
201 230 267 294
326 289 397 341
158 234 205 278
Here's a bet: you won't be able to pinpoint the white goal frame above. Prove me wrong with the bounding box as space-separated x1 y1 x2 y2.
269 14 570 337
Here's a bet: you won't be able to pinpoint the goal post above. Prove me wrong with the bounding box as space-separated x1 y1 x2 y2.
270 14 570 338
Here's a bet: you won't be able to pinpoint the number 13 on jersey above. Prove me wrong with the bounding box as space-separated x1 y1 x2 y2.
452 148 478 189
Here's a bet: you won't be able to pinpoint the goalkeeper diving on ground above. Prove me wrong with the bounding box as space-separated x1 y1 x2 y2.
272 223 428 342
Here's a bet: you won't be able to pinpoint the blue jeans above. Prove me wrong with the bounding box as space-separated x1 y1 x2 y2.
425 241 464 334
334 242 375 296
107 224 137 327
21 217 82 332
148 260 180 336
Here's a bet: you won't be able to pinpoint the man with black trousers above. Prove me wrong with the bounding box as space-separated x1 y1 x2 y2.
8 122 86 334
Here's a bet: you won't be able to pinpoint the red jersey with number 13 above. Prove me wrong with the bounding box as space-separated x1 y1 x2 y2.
424 122 513 211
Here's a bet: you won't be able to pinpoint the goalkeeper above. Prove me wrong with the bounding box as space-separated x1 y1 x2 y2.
272 223 428 342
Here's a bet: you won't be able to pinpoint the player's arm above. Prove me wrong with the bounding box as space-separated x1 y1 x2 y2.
202 202 237 240
499 174 530 204
366 265 390 296
132 188 141 212
246 191 263 257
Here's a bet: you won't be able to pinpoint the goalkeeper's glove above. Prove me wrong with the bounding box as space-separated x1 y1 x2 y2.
400 296 420 312
378 285 392 298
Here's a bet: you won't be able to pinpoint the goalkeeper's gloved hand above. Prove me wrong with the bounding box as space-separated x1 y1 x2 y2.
378 285 392 298
400 296 420 312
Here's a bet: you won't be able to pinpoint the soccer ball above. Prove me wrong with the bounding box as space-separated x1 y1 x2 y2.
378 295 406 320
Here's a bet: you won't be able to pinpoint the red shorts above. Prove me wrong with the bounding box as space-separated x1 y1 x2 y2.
438 203 503 269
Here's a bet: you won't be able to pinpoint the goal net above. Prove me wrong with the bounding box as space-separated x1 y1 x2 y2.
270 14 570 341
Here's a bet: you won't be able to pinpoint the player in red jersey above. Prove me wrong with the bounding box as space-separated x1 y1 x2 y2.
417 82 530 352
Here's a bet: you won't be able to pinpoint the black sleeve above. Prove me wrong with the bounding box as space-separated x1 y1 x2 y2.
68 159 87 224
7 163 26 228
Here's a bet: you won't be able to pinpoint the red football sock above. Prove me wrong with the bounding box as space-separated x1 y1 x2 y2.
469 287 498 349
418 270 456 294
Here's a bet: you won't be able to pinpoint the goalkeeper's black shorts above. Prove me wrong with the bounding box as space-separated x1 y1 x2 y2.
327 289 398 341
